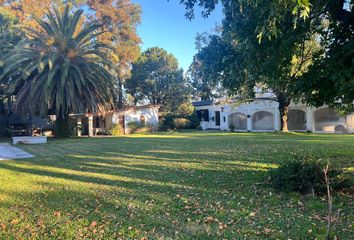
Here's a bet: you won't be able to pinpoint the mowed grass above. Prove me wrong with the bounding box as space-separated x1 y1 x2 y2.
0 132 353 239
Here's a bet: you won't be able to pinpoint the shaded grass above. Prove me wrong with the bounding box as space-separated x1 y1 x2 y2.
0 132 353 239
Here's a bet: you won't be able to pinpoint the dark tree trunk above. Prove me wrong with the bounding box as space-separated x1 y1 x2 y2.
54 114 72 138
277 93 291 132
0 100 5 115
117 79 124 109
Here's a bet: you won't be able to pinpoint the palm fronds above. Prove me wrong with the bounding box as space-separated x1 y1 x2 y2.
0 5 116 117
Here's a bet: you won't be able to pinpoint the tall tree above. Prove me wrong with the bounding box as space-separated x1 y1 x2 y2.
0 8 22 115
188 33 226 100
190 2 322 130
181 0 353 130
295 3 354 112
1 0 141 108
0 6 115 136
126 47 191 113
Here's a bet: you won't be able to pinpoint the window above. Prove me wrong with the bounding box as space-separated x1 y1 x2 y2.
140 115 146 125
288 109 306 131
229 113 247 130
223 116 226 122
197 109 209 121
252 111 274 130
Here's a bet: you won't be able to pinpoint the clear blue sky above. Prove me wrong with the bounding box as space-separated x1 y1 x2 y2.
132 0 223 71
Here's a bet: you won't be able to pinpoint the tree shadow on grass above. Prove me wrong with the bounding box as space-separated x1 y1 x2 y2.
0 159 268 239
1 134 353 239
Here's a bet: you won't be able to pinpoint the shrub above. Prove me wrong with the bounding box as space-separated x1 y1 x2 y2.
53 117 76 138
0 127 11 137
186 111 200 129
269 157 349 195
135 124 154 134
127 122 141 134
161 112 200 131
127 122 154 134
229 124 235 132
173 118 190 129
110 124 124 136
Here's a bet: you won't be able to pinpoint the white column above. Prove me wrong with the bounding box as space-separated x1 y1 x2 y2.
274 108 280 131
77 116 82 137
306 108 315 132
247 110 252 132
88 115 94 137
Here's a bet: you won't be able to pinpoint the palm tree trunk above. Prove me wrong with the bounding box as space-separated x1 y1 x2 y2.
54 114 72 138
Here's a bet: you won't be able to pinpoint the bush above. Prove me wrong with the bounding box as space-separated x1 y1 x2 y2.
269 157 349 195
127 122 141 134
127 122 154 134
161 112 200 131
110 124 124 136
0 127 11 137
135 124 154 134
229 124 235 132
173 118 190 129
53 116 76 138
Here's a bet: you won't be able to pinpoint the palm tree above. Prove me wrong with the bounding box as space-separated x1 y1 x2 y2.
0 6 115 136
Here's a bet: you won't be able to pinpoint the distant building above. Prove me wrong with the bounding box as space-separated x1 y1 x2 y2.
193 98 354 133
76 105 159 136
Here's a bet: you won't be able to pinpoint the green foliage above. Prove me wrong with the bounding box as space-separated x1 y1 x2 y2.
0 8 22 110
160 102 199 131
188 33 226 100
0 8 21 58
0 6 115 118
185 0 354 115
269 157 350 195
173 118 190 129
174 102 195 117
110 124 124 136
296 19 354 112
127 121 153 134
126 47 192 113
53 116 75 138
188 3 322 131
161 111 200 131
127 121 141 134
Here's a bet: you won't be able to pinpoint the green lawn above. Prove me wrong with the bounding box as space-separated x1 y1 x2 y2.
0 132 353 239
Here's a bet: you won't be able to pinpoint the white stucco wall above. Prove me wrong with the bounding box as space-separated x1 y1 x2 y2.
289 103 354 133
112 106 159 133
196 99 354 133
196 100 279 131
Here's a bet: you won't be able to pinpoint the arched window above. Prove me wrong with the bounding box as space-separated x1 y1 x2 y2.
252 111 274 130
228 112 247 130
288 109 306 131
314 108 346 132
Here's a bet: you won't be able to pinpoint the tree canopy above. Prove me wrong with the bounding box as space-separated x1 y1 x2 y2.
126 47 191 113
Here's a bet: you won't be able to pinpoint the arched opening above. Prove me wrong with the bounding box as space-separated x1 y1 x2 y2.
252 111 274 130
288 109 306 131
314 108 346 132
228 112 247 130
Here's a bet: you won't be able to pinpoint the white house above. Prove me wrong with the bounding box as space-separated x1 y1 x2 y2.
76 105 159 136
193 98 354 133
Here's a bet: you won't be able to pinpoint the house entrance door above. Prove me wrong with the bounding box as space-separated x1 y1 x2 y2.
215 111 221 127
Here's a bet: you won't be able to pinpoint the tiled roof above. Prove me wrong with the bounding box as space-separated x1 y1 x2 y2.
192 100 213 107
